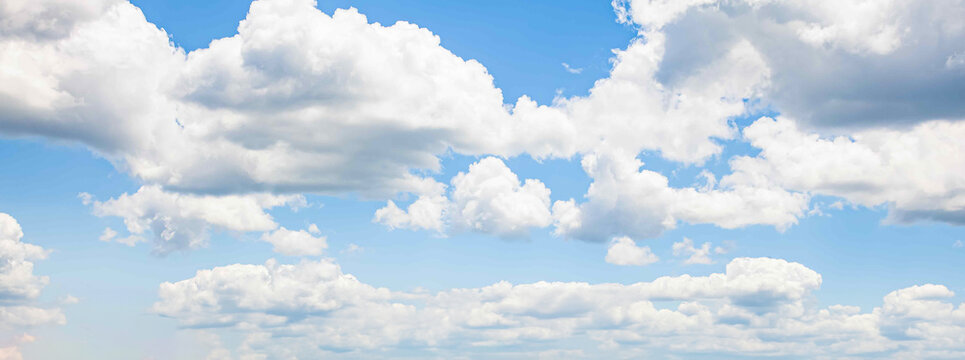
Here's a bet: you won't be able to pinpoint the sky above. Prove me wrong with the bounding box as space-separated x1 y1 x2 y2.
1 0 965 359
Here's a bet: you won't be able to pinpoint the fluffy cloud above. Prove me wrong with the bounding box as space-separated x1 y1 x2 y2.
376 157 553 238
152 255 965 358
553 150 809 242
260 227 327 256
4 0 965 239
0 0 514 197
509 33 770 164
82 186 304 254
0 214 49 301
0 0 772 199
733 117 965 224
615 0 965 128
0 213 65 334
672 237 729 265
605 236 658 266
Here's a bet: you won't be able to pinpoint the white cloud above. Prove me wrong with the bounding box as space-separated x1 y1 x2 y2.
0 214 50 302
260 227 327 256
152 255 965 358
0 0 773 201
553 150 809 241
615 0 965 127
733 117 965 224
83 186 304 255
561 62 582 74
954 240 963 248
97 228 116 242
376 157 553 238
0 0 518 197
0 213 65 332
605 236 658 266
672 237 717 265
448 157 553 237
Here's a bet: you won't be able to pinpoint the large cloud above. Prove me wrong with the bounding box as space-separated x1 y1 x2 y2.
615 0 965 128
153 255 965 358
0 213 65 356
733 117 965 224
0 0 770 198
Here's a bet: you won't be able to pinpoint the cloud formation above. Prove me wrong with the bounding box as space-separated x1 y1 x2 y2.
605 236 658 266
153 255 965 358
0 213 65 356
552 150 809 241
376 157 553 238
615 0 965 128
82 186 304 254
734 117 965 224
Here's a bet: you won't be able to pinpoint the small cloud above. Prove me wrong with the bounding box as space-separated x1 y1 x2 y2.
115 235 146 247
561 62 583 74
954 240 963 248
98 227 144 247
829 201 845 210
78 192 93 205
61 295 80 305
947 52 965 70
342 243 363 254
605 236 658 266
714 240 736 255
308 223 320 234
673 237 718 265
99 227 117 242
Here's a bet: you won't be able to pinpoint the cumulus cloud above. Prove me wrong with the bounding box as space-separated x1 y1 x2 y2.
552 150 809 242
605 236 658 266
0 0 514 197
83 186 304 255
733 117 965 224
260 227 327 256
615 0 965 128
0 213 65 333
0 0 772 199
152 255 965 358
376 157 553 238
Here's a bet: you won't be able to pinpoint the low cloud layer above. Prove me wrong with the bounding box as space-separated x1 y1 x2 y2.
154 256 965 358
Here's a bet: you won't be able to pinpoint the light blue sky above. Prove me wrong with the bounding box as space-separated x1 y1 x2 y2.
2 0 965 359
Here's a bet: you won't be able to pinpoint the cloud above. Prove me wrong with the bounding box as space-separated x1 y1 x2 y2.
552 150 809 242
605 236 658 266
732 117 965 225
672 237 730 265
0 333 34 360
0 0 517 197
672 237 715 264
376 157 553 238
152 255 965 358
260 227 327 256
83 186 304 255
615 0 965 128
0 0 772 200
561 62 582 74
0 213 65 332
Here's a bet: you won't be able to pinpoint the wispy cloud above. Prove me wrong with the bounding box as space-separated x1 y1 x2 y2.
561 62 583 74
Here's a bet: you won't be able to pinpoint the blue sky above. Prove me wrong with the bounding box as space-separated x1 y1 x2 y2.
2 0 965 359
